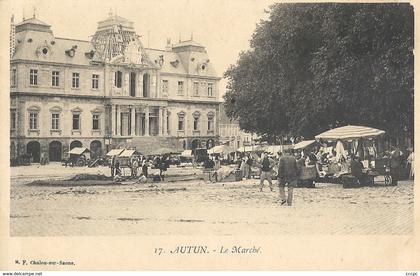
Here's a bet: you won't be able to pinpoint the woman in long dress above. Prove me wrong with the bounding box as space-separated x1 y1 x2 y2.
407 150 414 180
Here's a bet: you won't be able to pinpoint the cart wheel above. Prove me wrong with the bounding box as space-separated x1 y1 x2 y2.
384 175 392 185
77 159 85 167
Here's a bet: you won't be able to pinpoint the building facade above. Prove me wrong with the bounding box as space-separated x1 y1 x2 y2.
10 13 221 162
218 104 259 150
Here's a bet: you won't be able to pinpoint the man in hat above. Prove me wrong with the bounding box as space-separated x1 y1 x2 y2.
259 153 274 192
277 148 299 206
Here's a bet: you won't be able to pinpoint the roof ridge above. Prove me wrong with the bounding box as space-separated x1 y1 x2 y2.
55 37 92 43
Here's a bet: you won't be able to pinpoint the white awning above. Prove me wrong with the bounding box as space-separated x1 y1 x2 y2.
208 145 235 155
263 145 283 154
106 149 125 157
181 150 193 157
236 145 262 152
294 140 316 150
68 147 90 155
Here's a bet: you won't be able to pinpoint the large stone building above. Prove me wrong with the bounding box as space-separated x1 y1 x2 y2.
218 104 259 150
10 12 221 162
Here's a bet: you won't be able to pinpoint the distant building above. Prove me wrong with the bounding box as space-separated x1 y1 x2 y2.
10 12 221 162
218 103 259 149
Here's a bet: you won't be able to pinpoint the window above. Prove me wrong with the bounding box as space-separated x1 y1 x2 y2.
92 74 99 89
52 71 59 87
207 83 214 97
11 110 16 130
193 111 200 131
51 113 60 130
29 113 38 130
92 114 100 130
194 117 199 131
30 69 38 85
177 81 184 95
11 68 17 86
162 80 169 95
115 71 122 88
72 73 80 88
208 113 215 132
178 113 185 131
193 82 199 95
72 114 80 130
166 112 170 134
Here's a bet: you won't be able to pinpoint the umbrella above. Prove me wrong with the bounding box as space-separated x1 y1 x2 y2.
315 125 385 141
207 145 235 155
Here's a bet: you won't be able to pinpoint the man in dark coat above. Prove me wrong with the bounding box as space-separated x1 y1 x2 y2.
278 149 299 206
390 146 402 186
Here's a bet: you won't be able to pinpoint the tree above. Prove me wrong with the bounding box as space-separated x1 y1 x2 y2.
224 3 414 141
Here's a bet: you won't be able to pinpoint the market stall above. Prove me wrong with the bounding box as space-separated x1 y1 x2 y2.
315 125 387 186
63 147 91 167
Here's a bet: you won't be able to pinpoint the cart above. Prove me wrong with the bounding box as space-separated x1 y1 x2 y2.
62 147 91 167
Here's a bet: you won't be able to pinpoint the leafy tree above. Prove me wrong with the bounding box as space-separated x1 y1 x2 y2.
224 3 414 141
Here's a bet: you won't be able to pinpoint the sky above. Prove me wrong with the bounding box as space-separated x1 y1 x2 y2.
8 0 277 97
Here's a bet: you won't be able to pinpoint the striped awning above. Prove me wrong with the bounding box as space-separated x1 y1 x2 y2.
315 125 385 141
119 149 140 158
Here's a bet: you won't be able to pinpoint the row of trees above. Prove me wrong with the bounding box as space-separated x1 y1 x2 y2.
224 3 414 143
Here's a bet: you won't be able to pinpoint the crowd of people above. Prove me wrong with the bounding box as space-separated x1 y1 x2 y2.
110 154 170 183
107 143 414 206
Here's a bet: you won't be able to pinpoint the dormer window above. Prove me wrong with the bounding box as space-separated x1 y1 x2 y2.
42 48 48 54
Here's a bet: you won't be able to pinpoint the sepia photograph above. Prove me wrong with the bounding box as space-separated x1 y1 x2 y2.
1 0 419 271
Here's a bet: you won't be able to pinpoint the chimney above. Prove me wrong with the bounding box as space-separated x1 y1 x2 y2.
165 38 172 51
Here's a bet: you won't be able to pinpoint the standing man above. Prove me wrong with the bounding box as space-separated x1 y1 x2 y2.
278 148 299 206
390 146 402 186
111 155 116 177
245 154 253 179
259 153 274 192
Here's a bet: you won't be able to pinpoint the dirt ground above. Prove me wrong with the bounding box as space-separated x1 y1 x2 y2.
10 163 414 236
